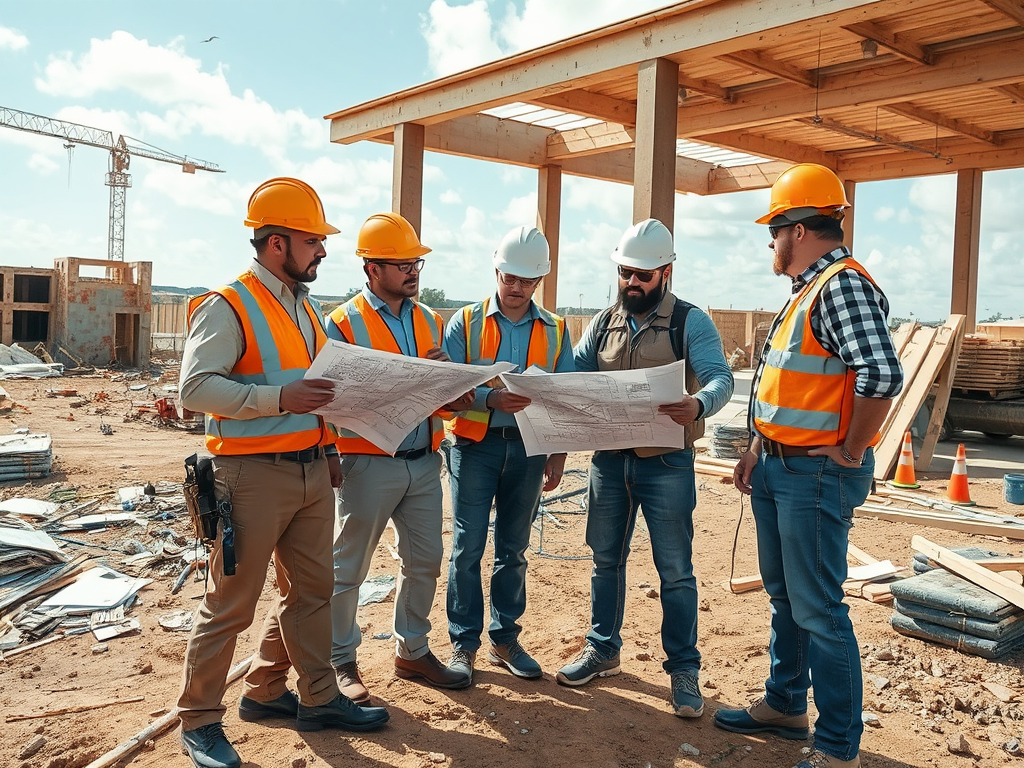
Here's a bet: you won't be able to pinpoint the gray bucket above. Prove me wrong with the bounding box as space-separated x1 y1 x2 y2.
1005 474 1024 505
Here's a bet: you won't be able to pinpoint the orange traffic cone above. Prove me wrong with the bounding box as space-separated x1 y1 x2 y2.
946 443 975 506
890 431 920 489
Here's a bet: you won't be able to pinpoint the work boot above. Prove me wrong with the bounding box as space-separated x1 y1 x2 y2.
237 689 298 722
555 643 620 686
395 650 472 689
447 648 476 683
792 749 861 768
489 639 543 679
296 693 389 733
713 697 810 740
335 661 370 705
669 669 704 718
180 722 241 768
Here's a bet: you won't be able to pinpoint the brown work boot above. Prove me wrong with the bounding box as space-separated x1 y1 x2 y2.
713 697 810 740
395 650 472 689
335 661 370 705
792 749 860 768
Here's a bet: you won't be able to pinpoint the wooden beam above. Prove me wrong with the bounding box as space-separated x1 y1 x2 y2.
537 166 561 312
633 58 679 230
557 147 713 195
995 83 1024 102
843 21 934 65
719 50 816 88
843 179 856 252
797 116 945 159
392 123 424 236
917 315 966 471
707 161 789 194
839 130 1024 179
531 90 636 126
546 122 635 161
679 75 733 102
912 535 1024 610
370 113 550 166
883 102 997 144
951 169 983 333
691 129 836 166
978 0 1024 27
856 504 1024 540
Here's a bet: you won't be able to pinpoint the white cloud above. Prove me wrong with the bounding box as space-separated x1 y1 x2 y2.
421 0 503 77
27 153 59 174
54 105 137 138
440 189 462 204
0 25 28 51
498 193 537 226
874 206 895 222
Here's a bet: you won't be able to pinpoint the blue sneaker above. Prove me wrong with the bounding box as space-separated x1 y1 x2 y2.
180 722 241 768
489 639 543 679
555 644 620 686
670 670 704 718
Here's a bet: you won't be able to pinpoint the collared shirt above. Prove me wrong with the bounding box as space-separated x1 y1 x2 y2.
180 259 321 420
326 285 430 451
749 247 904 434
443 293 576 429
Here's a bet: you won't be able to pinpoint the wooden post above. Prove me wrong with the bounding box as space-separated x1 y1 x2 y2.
392 123 425 236
951 169 982 334
843 178 856 252
537 165 562 311
633 58 679 231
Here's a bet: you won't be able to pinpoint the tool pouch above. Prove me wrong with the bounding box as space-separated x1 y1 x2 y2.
184 453 236 576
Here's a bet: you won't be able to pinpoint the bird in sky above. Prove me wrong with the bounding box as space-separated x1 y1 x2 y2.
200 36 219 43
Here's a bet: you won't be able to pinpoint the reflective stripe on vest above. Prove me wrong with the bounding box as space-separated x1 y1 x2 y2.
448 296 566 442
327 294 445 455
187 271 331 455
753 257 881 447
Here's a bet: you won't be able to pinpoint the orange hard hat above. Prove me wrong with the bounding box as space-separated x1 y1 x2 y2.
755 163 850 224
244 177 339 236
355 212 431 260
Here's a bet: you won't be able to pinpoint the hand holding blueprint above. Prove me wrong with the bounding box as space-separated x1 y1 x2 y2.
306 341 513 455
499 359 688 456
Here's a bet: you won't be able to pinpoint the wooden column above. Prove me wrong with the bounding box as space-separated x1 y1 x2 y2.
633 58 679 231
843 179 856 253
951 169 982 333
392 123 425 235
536 165 562 311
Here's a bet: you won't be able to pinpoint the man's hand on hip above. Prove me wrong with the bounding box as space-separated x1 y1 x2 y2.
280 378 335 414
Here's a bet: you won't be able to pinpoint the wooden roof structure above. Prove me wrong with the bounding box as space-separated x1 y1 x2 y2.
327 0 1024 327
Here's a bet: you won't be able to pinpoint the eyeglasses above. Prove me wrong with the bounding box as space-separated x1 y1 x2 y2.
768 222 797 239
498 273 542 289
369 259 425 274
617 266 660 283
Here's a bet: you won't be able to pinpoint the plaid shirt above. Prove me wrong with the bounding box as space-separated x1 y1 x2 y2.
751 247 903 429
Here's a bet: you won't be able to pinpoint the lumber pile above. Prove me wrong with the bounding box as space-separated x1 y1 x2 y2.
952 335 1024 395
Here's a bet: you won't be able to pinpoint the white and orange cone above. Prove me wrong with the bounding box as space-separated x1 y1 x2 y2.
890 431 920 489
946 443 975 506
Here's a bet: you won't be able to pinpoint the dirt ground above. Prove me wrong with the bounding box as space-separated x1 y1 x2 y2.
1 371 1022 768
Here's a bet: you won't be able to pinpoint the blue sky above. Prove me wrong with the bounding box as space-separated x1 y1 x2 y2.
1 0 1021 322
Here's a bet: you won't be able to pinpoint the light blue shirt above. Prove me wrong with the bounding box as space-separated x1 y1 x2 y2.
444 294 576 429
326 285 431 452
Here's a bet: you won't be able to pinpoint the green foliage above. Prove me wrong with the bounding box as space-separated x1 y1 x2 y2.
419 286 448 307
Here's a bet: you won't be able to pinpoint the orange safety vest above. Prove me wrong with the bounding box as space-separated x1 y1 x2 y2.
327 293 445 455
448 297 566 442
187 271 334 455
753 256 882 447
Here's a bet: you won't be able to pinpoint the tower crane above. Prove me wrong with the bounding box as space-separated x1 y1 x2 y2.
0 105 224 260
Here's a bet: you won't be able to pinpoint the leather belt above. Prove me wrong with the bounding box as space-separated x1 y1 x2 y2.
253 447 326 463
761 438 822 458
393 446 433 461
488 426 521 440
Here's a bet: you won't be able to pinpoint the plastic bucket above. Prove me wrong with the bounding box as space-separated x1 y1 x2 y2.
1005 474 1024 505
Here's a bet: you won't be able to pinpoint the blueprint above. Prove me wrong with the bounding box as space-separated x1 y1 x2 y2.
499 360 688 456
306 341 513 455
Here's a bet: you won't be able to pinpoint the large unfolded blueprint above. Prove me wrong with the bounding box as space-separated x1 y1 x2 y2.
499 360 688 456
306 341 513 455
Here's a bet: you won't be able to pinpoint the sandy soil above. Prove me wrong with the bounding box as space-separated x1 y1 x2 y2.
0 372 1022 768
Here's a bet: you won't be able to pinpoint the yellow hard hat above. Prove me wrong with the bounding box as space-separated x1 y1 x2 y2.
244 177 340 236
355 212 431 260
755 163 850 225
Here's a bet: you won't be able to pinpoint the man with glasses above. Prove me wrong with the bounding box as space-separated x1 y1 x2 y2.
714 164 902 768
442 226 574 683
327 212 475 703
557 218 733 721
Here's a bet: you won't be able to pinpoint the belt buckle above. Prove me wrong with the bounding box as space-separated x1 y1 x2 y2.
763 439 778 457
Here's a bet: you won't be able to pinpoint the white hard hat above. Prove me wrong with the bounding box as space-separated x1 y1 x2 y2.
493 226 551 279
611 219 676 270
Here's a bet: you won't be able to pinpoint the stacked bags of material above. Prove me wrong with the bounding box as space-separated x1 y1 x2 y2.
889 548 1024 659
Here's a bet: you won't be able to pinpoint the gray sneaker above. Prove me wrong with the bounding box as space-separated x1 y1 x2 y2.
555 644 620 686
447 648 476 683
670 669 704 718
489 639 542 679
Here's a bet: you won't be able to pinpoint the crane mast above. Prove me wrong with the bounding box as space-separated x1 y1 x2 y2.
0 106 224 260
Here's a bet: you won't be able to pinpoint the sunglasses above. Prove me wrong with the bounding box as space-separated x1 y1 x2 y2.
498 273 542 289
617 266 661 282
768 222 798 239
370 259 425 274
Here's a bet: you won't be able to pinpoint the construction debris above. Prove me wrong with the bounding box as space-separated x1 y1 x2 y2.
0 432 53 480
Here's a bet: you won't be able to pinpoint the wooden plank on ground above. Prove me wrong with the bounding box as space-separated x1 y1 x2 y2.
855 504 1024 540
917 314 966 471
911 535 1024 610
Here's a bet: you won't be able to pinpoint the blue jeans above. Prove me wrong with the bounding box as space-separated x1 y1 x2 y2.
447 432 547 652
586 449 699 674
750 449 875 762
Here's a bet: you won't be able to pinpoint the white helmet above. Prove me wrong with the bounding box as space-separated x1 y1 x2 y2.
493 226 551 279
611 218 675 270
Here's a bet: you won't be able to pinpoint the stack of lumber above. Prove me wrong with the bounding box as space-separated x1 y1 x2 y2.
855 486 1024 541
952 335 1024 395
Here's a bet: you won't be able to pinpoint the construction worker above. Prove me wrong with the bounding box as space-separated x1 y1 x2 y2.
557 219 734 719
328 212 475 703
177 178 389 768
442 226 575 682
714 164 903 768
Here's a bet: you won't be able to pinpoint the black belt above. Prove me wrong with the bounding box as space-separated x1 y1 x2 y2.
762 438 821 458
253 447 326 463
393 446 433 461
488 426 521 440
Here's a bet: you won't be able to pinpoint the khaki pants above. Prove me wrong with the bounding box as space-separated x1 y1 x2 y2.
178 455 338 730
